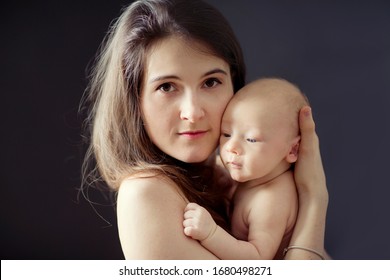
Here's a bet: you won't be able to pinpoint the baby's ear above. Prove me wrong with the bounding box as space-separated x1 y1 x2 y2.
286 136 301 163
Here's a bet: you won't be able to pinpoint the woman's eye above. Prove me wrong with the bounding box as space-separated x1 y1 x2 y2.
158 83 176 93
203 78 221 88
246 138 257 143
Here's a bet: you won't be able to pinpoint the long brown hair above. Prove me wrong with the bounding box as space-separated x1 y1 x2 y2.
81 0 246 228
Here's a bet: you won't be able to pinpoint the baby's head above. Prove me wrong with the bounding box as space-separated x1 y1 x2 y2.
224 77 309 141
220 78 309 182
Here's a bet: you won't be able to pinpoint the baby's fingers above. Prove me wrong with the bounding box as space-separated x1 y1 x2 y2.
184 202 201 212
182 218 196 237
183 209 196 220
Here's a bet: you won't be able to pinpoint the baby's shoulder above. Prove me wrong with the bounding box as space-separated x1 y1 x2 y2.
246 171 296 202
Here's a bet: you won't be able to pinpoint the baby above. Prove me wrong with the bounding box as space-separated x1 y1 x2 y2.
183 78 309 259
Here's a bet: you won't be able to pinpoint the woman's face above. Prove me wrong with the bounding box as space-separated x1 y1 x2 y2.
141 36 234 163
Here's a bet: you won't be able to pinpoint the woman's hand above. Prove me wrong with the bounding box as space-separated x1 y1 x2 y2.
286 106 329 260
295 106 328 202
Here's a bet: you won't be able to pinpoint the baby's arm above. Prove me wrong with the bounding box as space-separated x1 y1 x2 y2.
183 202 278 260
183 175 295 260
183 203 218 242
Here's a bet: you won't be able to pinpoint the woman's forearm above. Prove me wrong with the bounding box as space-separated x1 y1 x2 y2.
284 193 328 259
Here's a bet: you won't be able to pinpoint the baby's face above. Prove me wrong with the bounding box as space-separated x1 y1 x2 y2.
219 82 297 183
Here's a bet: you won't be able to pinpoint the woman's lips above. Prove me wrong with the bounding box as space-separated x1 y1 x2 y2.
178 130 208 139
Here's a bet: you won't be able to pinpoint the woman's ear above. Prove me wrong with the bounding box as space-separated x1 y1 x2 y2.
286 136 301 163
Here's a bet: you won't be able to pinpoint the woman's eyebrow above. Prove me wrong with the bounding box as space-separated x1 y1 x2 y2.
203 68 228 77
149 75 179 83
149 68 228 83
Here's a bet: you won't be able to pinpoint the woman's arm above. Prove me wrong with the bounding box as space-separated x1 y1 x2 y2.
117 176 218 259
285 106 329 260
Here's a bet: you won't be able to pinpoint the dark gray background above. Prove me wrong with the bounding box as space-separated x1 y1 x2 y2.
1 0 389 259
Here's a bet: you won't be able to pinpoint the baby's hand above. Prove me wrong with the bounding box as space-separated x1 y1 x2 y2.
183 202 217 242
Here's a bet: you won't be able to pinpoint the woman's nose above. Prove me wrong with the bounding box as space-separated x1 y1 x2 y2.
179 91 205 122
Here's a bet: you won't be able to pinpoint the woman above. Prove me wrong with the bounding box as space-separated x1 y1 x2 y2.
82 0 328 259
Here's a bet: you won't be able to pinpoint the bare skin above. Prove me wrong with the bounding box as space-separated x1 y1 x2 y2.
117 36 328 259
183 79 303 259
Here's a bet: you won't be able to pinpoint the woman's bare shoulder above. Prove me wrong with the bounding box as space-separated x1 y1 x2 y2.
118 174 186 205
116 174 218 259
